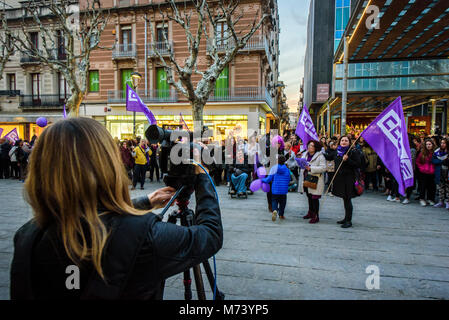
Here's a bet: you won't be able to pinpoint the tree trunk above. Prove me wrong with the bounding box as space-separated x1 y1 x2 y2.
66 91 84 117
192 101 205 134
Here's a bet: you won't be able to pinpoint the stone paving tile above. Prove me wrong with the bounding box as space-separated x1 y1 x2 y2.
1 178 449 300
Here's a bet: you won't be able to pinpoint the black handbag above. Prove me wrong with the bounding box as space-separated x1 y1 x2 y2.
304 174 319 190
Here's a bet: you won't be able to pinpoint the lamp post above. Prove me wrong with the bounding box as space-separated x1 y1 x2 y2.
130 71 142 138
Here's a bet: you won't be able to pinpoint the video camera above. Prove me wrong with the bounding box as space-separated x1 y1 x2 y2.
145 125 208 191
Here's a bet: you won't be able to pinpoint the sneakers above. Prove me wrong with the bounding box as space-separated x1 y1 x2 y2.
434 202 445 208
428 200 436 206
272 210 278 222
394 198 401 203
387 195 394 201
402 199 410 205
420 199 427 207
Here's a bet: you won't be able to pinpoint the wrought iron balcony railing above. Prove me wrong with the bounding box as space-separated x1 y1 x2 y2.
147 41 174 57
107 89 178 104
210 87 273 109
112 43 137 59
0 90 21 96
19 95 65 109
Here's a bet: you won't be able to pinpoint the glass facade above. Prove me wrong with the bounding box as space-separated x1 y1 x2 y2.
335 59 449 92
334 0 351 52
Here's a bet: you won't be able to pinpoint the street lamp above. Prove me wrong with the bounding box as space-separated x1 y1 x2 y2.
130 71 142 138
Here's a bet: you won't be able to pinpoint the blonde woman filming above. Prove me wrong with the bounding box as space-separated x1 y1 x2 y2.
10 117 223 300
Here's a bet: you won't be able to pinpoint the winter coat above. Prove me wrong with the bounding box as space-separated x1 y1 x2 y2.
0 141 12 160
431 149 448 184
330 149 361 199
298 151 327 196
416 152 435 175
11 174 222 300
362 146 378 173
262 164 291 195
120 147 134 169
9 146 18 162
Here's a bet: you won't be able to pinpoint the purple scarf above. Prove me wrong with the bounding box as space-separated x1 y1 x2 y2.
337 146 350 157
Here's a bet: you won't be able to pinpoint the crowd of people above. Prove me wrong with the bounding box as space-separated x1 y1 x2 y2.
3 126 449 230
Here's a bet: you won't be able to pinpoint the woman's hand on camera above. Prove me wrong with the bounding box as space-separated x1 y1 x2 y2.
148 187 176 209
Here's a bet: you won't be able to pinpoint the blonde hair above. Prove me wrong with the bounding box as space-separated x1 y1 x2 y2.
25 117 149 279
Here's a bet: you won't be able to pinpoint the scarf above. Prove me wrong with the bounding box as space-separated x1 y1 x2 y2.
337 145 350 157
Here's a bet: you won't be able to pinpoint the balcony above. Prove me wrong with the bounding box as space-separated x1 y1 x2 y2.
147 41 174 57
19 95 65 109
20 51 42 65
112 44 137 60
207 34 267 53
107 89 178 104
50 49 67 61
0 90 21 96
209 87 273 110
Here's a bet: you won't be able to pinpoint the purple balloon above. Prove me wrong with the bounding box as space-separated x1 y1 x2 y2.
261 182 270 193
257 166 267 179
36 117 48 128
250 179 262 192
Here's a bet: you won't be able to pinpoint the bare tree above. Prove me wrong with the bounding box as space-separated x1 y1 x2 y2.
0 5 13 81
148 0 271 130
8 0 109 116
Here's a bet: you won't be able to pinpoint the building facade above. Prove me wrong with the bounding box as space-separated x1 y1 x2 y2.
0 0 281 141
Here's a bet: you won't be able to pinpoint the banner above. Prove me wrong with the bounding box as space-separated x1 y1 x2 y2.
361 97 414 196
179 113 190 132
126 84 157 125
0 128 3 137
295 104 319 150
4 128 19 143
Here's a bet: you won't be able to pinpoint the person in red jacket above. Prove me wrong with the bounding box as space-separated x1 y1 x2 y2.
416 138 436 207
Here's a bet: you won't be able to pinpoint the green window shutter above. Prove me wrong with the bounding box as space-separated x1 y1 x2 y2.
215 66 229 99
89 71 99 92
121 69 133 98
157 68 169 99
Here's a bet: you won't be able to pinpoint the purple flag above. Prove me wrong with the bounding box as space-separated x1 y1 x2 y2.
126 84 157 125
295 104 319 150
4 128 19 143
0 128 3 137
361 97 414 196
63 104 67 119
179 113 190 132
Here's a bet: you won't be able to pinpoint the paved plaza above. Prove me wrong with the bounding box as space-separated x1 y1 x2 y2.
1 178 449 300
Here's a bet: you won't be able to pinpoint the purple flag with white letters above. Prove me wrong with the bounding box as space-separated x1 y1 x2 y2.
361 97 414 196
295 104 319 150
126 84 157 125
4 128 19 143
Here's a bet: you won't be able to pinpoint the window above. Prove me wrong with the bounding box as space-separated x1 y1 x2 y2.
334 0 351 52
29 32 39 50
7 74 16 91
121 25 132 52
89 71 99 92
216 21 228 46
56 30 66 60
58 73 68 101
31 73 40 102
156 24 168 42
156 67 169 99
121 69 133 98
214 66 229 98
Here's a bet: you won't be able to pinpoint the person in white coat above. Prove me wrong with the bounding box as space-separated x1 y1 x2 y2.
299 140 327 224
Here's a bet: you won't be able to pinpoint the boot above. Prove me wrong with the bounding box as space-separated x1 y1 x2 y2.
309 212 319 224
303 211 313 219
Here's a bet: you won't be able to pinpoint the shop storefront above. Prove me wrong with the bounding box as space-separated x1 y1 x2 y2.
106 114 252 141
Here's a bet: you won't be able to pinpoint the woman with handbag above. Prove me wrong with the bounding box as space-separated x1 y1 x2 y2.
330 135 362 229
300 140 326 224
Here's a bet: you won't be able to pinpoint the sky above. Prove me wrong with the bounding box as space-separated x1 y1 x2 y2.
278 0 311 112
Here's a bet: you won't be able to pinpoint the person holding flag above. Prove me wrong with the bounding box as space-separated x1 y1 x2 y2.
295 104 319 152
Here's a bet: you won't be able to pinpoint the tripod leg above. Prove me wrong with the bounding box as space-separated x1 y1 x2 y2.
202 260 225 301
183 270 193 301
192 265 207 300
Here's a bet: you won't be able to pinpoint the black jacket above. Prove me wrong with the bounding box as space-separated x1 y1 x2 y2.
10 174 222 300
330 149 361 199
0 141 11 160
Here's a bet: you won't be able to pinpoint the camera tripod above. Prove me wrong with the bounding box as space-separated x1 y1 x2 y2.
159 185 225 301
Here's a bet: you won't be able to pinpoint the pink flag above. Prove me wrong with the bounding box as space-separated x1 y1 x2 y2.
4 128 19 143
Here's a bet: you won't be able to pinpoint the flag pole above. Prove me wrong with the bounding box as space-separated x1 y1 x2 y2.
324 135 361 196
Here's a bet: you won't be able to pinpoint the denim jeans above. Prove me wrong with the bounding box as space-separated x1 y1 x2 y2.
272 194 287 217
